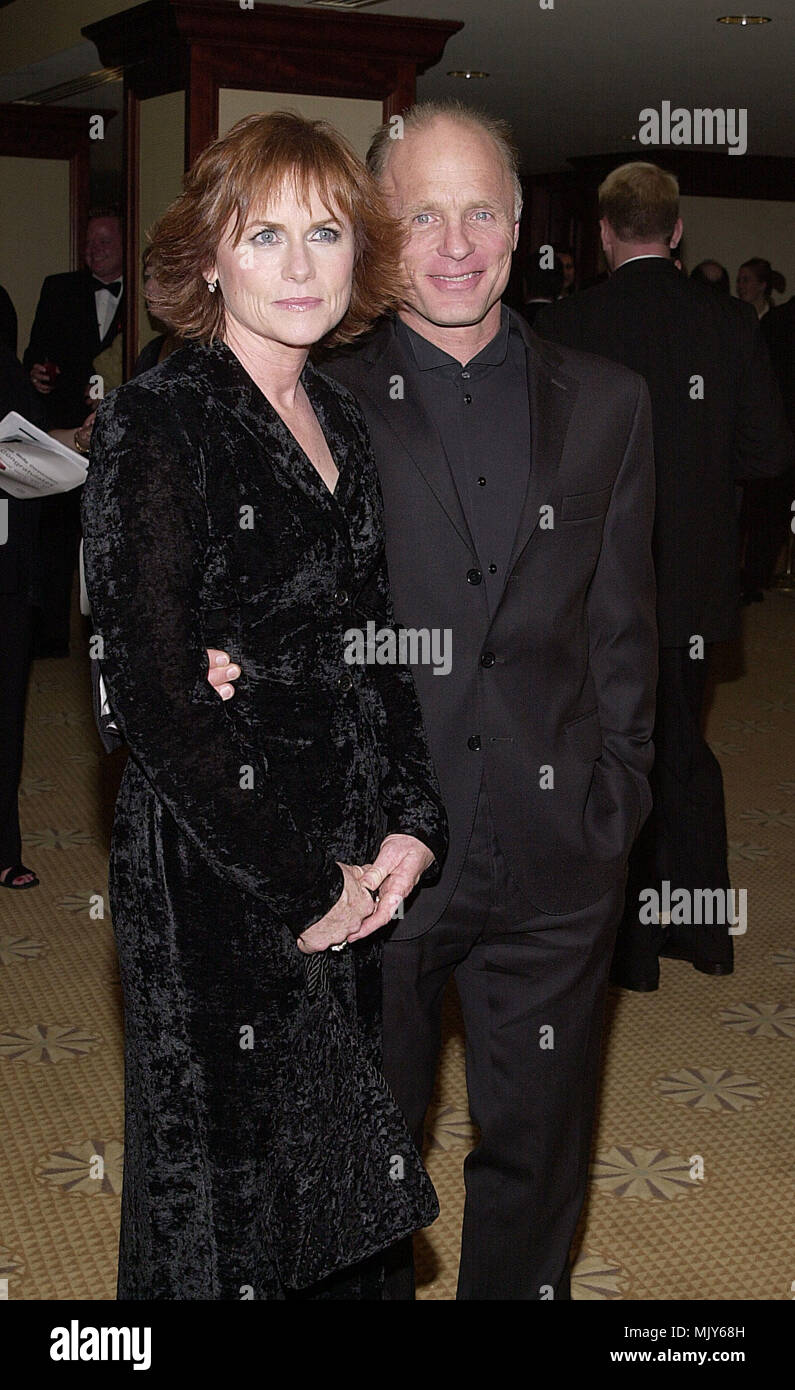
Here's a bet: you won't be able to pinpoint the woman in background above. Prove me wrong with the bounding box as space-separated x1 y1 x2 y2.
132 248 184 376
736 257 785 319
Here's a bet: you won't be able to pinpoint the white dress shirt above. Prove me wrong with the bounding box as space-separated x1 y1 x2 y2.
94 277 123 341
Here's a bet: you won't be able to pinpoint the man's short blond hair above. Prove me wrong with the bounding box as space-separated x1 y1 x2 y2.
598 162 679 242
367 100 523 222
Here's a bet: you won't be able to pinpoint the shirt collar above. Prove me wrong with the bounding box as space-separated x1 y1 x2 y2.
396 304 512 372
615 254 671 270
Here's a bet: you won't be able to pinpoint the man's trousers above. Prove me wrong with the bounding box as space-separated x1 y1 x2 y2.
381 780 624 1300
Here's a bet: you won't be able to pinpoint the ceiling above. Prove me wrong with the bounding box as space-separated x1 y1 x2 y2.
0 0 792 173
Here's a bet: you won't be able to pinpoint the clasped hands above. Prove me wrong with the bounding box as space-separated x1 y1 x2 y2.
206 648 433 954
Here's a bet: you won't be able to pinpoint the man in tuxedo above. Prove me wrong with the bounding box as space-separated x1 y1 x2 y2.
192 103 657 1299
536 162 792 991
24 209 124 656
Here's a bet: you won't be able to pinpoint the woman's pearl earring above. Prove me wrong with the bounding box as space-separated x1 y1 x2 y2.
207 278 218 294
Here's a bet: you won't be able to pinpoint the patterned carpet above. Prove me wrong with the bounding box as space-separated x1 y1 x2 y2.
1 590 793 1301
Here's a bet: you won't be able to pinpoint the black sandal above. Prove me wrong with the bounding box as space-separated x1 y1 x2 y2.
0 863 40 890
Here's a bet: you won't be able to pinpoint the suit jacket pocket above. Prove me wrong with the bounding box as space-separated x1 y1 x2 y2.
564 708 603 761
560 484 613 523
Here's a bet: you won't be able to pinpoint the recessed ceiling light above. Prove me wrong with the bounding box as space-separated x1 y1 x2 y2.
716 14 771 23
447 70 489 79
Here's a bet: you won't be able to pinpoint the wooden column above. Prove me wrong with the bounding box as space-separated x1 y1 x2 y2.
0 103 114 269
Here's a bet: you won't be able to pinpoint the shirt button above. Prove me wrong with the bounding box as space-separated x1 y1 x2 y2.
477 476 486 487
466 568 483 585
334 589 348 607
467 734 482 752
463 393 472 405
488 563 497 574
480 651 496 668
337 673 353 693
461 370 471 379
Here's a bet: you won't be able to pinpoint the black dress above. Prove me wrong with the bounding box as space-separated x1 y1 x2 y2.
81 339 447 1300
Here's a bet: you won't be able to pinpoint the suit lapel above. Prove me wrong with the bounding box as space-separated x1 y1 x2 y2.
505 324 579 576
80 273 102 356
349 322 476 554
98 295 123 353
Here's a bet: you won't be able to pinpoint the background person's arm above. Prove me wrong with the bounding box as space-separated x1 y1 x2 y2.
585 375 658 857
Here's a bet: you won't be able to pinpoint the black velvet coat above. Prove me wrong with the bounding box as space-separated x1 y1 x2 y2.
81 339 447 1300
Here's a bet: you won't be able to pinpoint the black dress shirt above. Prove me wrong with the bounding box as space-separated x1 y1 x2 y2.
395 307 531 615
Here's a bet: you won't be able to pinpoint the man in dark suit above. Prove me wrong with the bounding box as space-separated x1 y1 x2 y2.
536 162 792 992
234 104 655 1299
116 103 655 1298
24 209 124 656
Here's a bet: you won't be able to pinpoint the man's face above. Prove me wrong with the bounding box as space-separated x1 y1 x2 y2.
85 217 123 282
380 117 519 331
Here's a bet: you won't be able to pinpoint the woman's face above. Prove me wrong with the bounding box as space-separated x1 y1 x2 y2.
208 181 355 352
736 265 765 303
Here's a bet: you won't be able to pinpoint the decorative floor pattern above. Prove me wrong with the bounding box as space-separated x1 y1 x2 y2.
1 592 793 1301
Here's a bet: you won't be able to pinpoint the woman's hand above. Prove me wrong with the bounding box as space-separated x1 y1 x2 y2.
74 411 96 455
206 648 240 701
296 863 375 954
347 834 435 940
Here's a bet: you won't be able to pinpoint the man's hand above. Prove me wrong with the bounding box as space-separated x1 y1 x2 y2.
297 864 376 954
349 834 434 939
30 362 59 395
207 648 241 701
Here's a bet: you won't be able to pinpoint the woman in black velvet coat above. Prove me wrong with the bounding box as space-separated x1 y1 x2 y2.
81 113 447 1300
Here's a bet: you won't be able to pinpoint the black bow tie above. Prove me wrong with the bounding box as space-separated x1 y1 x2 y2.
91 276 122 297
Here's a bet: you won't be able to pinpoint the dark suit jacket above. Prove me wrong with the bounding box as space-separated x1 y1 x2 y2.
536 257 793 646
762 297 795 432
23 268 123 428
324 310 658 932
0 284 17 356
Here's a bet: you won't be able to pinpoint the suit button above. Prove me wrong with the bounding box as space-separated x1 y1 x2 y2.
467 568 483 585
480 651 496 667
467 735 481 752
334 589 348 607
337 673 353 693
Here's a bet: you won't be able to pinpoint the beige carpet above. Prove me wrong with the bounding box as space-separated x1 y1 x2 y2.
1 591 793 1301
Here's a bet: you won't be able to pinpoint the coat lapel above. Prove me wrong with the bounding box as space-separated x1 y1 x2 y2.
80 272 102 357
345 322 476 554
504 322 579 576
98 294 124 353
193 341 341 513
